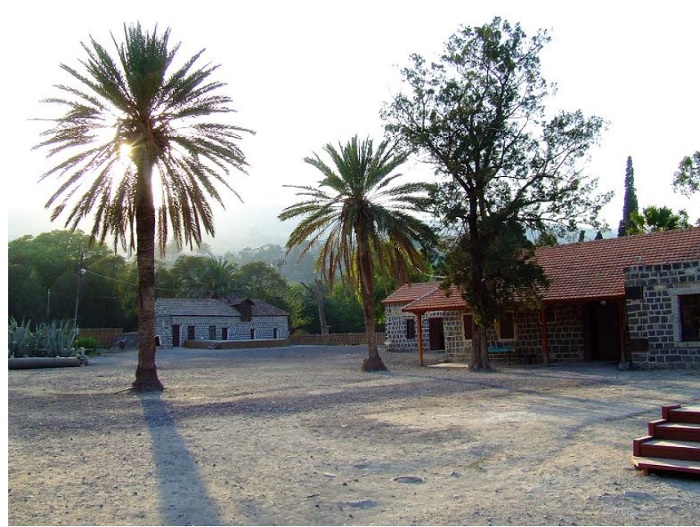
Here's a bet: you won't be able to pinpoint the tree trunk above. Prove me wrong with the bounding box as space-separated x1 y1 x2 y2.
316 282 330 336
470 323 492 371
357 239 387 372
466 193 492 371
302 279 329 336
131 158 164 392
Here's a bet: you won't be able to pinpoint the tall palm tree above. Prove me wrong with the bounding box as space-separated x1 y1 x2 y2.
35 23 252 391
279 136 434 371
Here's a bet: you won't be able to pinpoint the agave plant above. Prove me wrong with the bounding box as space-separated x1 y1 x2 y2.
36 321 79 357
8 318 37 358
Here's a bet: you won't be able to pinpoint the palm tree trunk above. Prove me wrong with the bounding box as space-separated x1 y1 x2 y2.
357 239 387 372
132 158 164 392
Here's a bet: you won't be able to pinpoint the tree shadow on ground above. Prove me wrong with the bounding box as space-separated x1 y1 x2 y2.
139 393 222 526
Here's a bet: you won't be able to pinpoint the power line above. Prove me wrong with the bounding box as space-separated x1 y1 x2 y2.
83 269 182 293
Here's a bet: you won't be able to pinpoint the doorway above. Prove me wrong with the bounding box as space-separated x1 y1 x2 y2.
172 325 180 347
584 302 621 361
428 317 445 351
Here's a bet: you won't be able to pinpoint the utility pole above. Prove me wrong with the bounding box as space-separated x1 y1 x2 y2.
73 252 86 328
47 288 51 322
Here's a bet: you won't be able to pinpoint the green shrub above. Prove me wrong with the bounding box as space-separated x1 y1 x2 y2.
75 336 100 350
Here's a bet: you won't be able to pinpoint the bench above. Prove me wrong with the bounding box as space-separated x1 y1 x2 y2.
487 344 516 364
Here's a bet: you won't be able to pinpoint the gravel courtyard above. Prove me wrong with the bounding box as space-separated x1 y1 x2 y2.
7 345 700 526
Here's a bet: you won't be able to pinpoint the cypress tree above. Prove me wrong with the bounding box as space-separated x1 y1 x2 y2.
618 156 639 236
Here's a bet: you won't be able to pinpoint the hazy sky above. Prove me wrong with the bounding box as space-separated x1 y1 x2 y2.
3 0 699 253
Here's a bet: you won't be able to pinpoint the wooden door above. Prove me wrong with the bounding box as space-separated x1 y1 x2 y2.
428 317 445 351
172 325 180 347
585 302 620 361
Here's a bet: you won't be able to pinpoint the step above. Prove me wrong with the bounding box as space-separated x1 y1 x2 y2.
662 405 700 424
632 455 700 476
633 437 700 462
648 420 700 442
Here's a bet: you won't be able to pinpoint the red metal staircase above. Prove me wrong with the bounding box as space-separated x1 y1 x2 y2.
632 404 700 476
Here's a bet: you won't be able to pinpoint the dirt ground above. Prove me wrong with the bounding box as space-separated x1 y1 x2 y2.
6 345 700 526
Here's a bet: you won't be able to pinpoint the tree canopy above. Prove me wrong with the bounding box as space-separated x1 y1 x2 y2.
628 206 691 233
618 156 639 237
382 18 611 369
279 135 434 371
673 151 700 197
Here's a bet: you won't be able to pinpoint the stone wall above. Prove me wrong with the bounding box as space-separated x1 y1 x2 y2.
156 315 289 348
444 312 471 361
441 305 585 364
383 304 446 353
545 304 586 362
625 261 700 370
383 304 416 352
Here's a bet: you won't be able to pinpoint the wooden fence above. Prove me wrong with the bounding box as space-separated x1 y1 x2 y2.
75 329 384 348
289 332 385 346
77 328 123 347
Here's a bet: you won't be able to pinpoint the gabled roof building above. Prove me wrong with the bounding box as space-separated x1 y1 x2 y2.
382 228 700 369
155 297 290 348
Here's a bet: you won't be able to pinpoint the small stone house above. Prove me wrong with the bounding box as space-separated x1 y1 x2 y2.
383 228 700 369
155 297 290 348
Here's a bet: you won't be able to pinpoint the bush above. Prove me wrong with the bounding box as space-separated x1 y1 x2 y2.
75 336 100 350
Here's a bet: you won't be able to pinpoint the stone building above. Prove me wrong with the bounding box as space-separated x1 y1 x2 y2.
155 297 289 348
382 228 700 369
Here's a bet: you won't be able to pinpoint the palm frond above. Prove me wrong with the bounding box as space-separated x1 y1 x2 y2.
35 23 254 255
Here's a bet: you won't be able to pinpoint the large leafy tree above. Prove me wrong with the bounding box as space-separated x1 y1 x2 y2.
234 261 290 309
617 156 639 237
673 151 700 197
35 23 252 391
279 136 434 371
382 18 611 370
8 230 114 325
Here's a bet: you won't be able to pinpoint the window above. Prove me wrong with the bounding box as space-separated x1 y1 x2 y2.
250 328 256 340
463 314 473 340
187 325 195 340
406 318 416 339
222 327 229 340
679 294 700 342
273 328 279 339
208 325 216 340
498 312 515 340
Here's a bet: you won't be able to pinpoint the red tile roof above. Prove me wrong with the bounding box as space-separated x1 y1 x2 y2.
382 281 441 305
537 227 700 302
390 227 700 312
403 284 466 312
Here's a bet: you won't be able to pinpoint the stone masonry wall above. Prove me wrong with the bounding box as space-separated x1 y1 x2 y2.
545 304 586 363
157 315 289 348
383 304 416 353
625 261 700 370
384 304 447 354
442 305 584 364
444 311 470 361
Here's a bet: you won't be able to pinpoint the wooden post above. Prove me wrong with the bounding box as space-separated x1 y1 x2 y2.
416 313 425 366
540 308 549 367
617 299 627 365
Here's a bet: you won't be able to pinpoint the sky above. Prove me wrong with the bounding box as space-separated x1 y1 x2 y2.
3 0 699 254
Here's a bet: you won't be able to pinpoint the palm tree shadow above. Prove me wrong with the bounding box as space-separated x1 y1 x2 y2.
139 393 221 526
